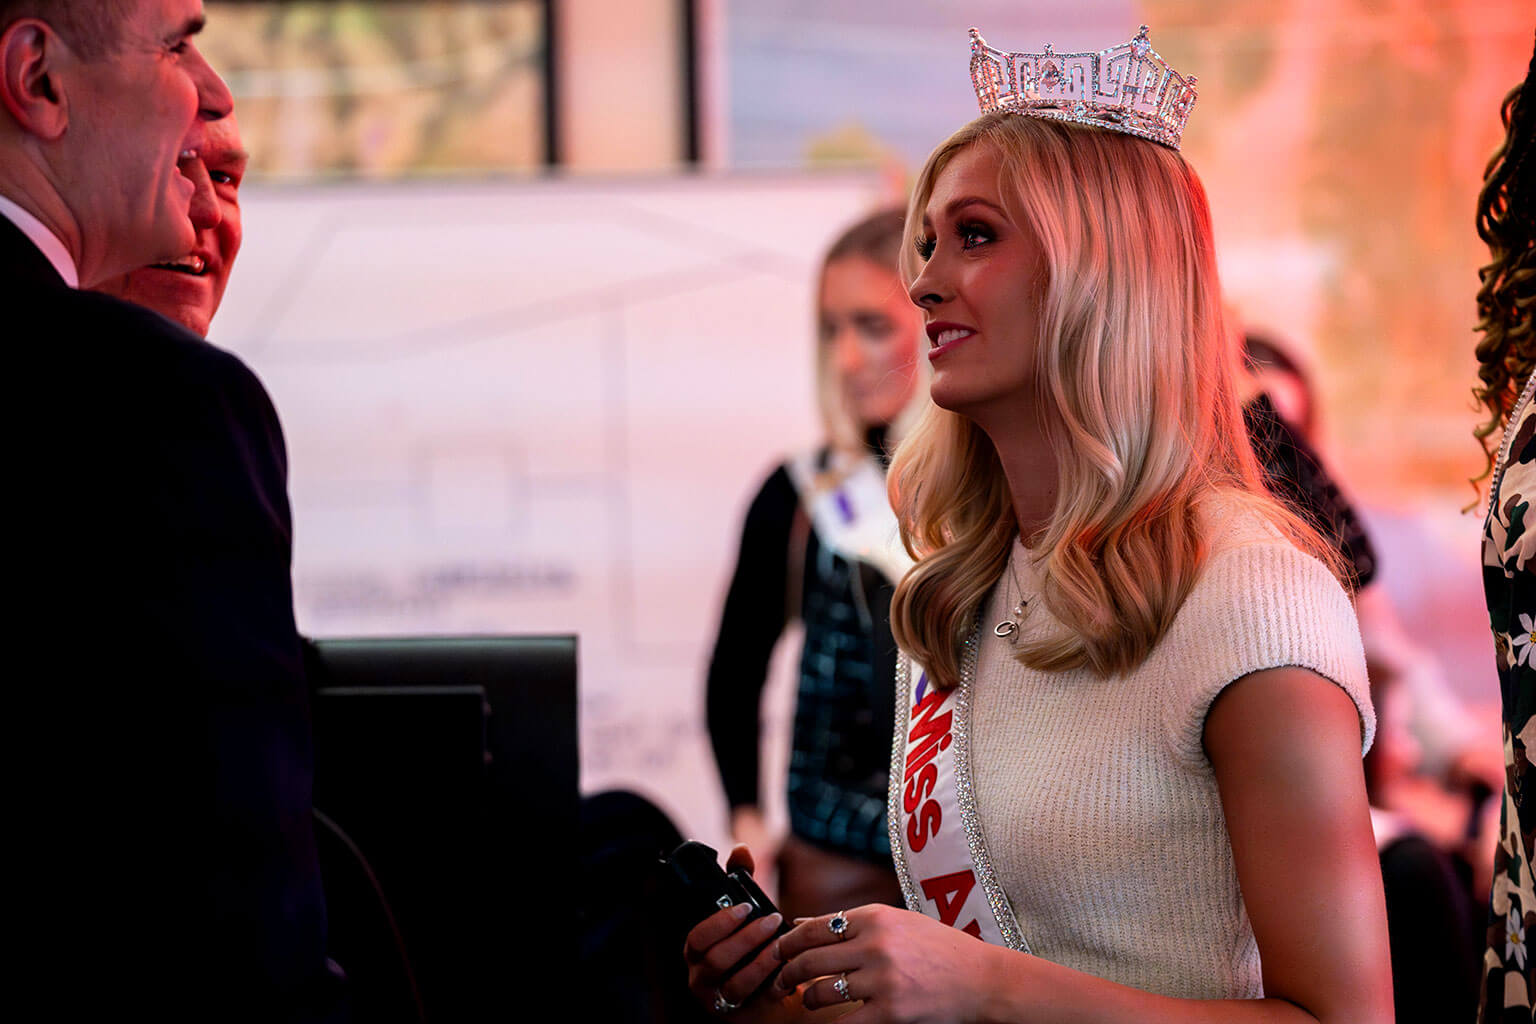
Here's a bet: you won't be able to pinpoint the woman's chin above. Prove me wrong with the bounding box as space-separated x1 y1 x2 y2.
928 379 982 417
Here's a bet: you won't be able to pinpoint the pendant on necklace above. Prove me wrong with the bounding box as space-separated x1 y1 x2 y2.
993 599 1028 642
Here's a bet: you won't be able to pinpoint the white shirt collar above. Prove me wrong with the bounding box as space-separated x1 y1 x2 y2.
0 193 79 289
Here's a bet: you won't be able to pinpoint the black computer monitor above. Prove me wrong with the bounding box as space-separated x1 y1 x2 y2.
307 635 577 1023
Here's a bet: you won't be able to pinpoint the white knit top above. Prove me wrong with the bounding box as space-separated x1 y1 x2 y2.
968 504 1372 998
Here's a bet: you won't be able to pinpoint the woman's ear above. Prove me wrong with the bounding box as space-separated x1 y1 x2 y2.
0 20 69 142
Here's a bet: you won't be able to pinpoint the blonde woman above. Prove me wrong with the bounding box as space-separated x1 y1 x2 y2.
686 27 1392 1023
706 207 925 921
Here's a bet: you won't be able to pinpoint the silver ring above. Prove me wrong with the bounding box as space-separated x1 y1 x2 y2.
712 990 740 1014
833 973 852 1002
828 909 849 939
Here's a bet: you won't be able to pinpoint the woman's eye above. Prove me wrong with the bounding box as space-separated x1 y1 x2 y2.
210 171 234 186
958 223 993 249
914 236 936 261
856 316 894 341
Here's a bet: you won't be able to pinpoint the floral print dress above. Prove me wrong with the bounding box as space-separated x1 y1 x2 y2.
1482 371 1536 1023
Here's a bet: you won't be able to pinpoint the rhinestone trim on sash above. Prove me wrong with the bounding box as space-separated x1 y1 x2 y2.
952 620 1029 953
888 656 923 913
888 610 1030 952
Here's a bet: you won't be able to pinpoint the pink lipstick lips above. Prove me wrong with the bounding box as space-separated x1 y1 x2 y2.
926 321 976 360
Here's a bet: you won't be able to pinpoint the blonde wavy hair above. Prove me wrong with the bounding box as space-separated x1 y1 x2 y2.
1471 44 1536 493
889 113 1340 688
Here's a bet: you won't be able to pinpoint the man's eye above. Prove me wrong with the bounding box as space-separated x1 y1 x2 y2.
210 171 234 185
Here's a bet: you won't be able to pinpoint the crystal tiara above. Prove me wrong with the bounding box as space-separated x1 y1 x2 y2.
968 25 1198 151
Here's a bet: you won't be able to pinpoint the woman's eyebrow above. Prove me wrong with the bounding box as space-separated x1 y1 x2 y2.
944 196 1007 218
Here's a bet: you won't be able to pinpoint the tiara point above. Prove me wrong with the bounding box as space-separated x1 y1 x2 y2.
967 24 1197 151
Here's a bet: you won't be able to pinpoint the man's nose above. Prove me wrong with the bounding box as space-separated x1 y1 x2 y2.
189 45 234 122
180 156 221 233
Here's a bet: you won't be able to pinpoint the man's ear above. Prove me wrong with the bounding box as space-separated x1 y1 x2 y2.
0 20 68 141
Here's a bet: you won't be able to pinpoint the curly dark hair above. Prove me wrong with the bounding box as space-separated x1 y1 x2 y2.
1472 34 1536 492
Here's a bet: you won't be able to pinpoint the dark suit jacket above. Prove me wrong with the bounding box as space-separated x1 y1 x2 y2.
4 214 343 1020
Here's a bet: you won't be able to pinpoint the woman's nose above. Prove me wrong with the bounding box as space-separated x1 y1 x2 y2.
908 260 946 309
834 328 864 374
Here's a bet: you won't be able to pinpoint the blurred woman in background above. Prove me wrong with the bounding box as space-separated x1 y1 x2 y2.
705 207 924 921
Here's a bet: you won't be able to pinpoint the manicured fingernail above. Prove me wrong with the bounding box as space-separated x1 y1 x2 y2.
730 902 752 919
770 938 784 962
792 916 812 924
761 912 783 931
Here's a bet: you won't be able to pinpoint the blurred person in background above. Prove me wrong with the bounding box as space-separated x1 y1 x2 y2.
706 206 924 921
1364 661 1483 1021
1472 35 1536 1023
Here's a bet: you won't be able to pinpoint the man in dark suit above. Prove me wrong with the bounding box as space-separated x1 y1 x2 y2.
1 4 342 1018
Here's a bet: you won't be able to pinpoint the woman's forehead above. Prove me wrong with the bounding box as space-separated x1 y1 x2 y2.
924 145 1007 217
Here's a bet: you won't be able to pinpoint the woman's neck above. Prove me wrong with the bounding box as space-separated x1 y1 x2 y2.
979 407 1058 543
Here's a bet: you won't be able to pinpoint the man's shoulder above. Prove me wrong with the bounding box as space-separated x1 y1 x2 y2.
24 287 262 390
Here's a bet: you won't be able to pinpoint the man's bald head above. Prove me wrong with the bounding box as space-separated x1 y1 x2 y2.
0 1 134 60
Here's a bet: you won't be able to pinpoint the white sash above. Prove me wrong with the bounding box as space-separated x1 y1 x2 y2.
887 621 1030 951
784 449 911 585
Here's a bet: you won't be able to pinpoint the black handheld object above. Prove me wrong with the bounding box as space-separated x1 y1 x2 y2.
660 840 792 939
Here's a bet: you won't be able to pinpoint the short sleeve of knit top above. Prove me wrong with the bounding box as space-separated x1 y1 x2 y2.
1157 518 1376 769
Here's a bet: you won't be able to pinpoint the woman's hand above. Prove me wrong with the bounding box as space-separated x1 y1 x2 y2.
683 845 792 1022
772 904 1000 1023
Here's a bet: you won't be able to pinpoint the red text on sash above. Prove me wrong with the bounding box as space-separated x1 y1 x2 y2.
904 686 953 851
920 869 980 936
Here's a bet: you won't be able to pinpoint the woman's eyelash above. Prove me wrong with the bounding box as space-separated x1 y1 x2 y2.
915 222 994 261
957 221 994 247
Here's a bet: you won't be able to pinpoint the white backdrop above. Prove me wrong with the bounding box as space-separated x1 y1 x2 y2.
213 171 887 852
